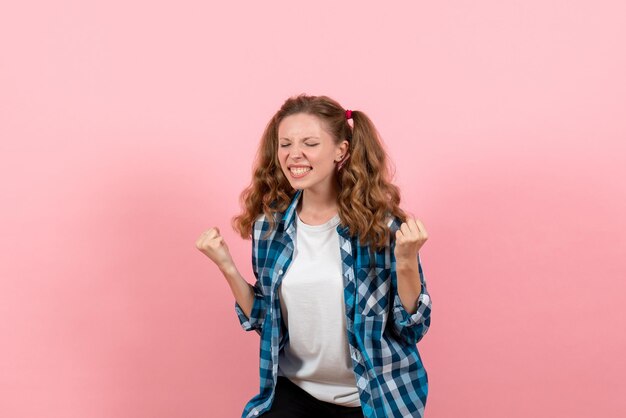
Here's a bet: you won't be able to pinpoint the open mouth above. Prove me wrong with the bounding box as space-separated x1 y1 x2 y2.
289 167 312 178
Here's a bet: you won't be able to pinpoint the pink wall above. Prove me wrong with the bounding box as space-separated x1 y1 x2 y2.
1 1 625 417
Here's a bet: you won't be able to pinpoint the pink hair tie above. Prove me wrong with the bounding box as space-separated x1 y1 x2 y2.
345 109 353 120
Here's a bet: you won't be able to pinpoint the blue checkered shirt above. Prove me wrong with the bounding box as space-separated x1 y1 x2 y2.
235 189 432 417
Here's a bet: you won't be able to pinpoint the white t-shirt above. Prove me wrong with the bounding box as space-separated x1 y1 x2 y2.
277 211 360 407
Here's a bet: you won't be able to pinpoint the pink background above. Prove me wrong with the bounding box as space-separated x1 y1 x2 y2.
1 1 625 417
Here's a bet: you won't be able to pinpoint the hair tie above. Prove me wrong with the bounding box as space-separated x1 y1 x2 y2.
345 109 353 120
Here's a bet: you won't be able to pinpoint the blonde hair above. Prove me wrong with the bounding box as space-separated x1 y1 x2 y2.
232 94 407 250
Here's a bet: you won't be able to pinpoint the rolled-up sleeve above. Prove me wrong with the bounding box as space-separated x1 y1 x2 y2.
234 221 267 335
235 282 266 335
390 252 432 346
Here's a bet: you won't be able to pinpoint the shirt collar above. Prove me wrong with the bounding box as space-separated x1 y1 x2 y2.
281 189 302 229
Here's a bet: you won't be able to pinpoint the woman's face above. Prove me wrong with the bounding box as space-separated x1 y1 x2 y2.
277 113 348 194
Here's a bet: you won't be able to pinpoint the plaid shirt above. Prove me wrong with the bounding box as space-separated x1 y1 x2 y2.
235 189 432 417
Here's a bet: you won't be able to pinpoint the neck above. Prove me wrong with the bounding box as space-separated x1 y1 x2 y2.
298 184 339 215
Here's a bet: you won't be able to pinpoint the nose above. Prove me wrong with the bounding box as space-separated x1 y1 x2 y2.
289 144 304 160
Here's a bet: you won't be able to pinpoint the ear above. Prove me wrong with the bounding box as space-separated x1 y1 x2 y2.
336 140 349 159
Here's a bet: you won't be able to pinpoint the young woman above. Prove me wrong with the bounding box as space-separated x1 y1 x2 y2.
196 94 432 418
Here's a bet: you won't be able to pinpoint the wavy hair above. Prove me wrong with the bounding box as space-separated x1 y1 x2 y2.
231 94 408 250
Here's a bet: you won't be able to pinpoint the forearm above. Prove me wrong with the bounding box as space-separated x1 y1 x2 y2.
220 263 255 319
396 257 422 315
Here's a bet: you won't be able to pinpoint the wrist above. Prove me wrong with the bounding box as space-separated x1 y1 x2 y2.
218 261 238 277
396 257 418 273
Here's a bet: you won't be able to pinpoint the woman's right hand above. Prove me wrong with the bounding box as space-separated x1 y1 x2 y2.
195 227 235 272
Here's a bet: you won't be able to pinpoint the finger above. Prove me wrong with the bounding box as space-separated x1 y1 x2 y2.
413 218 428 238
205 228 220 240
197 232 210 246
400 222 412 237
405 218 419 239
405 218 420 235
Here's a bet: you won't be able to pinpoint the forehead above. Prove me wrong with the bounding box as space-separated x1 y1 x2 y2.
277 113 328 139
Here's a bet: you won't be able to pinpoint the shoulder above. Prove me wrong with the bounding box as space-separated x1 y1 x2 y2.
252 213 268 240
253 211 281 228
252 212 283 242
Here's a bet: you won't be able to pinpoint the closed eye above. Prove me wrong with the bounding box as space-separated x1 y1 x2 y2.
279 143 319 147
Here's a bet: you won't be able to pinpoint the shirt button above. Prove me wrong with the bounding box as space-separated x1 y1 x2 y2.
278 269 283 275
253 411 259 416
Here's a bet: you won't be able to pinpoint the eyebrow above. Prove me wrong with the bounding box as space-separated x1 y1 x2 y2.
278 136 320 141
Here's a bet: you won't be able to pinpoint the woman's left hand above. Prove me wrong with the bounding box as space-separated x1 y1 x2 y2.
394 218 428 263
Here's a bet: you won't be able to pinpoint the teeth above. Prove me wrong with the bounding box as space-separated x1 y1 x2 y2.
290 167 311 175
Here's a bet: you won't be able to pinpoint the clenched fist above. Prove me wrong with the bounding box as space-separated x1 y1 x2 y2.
195 227 235 271
394 218 428 264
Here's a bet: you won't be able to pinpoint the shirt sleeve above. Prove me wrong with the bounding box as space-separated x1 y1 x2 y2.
234 221 267 336
389 251 432 346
